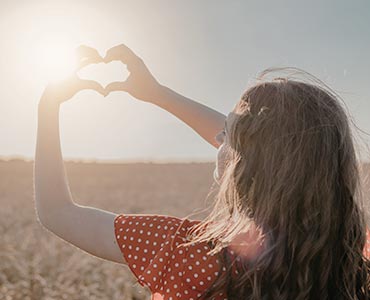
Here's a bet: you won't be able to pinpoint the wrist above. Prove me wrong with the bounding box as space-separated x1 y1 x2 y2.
38 94 61 112
150 84 170 105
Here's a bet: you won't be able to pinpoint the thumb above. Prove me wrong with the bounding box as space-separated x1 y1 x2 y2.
78 79 107 97
105 81 129 94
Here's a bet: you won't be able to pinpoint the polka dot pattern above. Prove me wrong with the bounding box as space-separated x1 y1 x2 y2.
114 214 226 300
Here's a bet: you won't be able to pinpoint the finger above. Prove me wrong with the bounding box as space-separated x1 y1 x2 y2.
75 45 103 69
104 43 138 64
105 81 128 93
103 50 117 64
77 79 107 97
75 45 100 59
104 44 122 63
75 56 103 72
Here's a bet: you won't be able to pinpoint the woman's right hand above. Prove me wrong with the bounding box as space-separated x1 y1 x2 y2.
104 44 164 103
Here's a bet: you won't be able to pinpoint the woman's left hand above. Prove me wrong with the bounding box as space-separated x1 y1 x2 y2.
40 45 107 106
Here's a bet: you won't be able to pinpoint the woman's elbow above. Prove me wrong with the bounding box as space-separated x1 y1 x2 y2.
35 204 52 229
34 197 60 230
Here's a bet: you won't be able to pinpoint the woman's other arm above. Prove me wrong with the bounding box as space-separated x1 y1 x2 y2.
104 44 226 149
151 85 226 149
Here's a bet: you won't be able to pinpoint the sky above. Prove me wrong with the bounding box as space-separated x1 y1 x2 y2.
0 0 369 162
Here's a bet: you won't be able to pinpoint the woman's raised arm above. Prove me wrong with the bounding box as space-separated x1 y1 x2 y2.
104 44 226 149
34 46 125 264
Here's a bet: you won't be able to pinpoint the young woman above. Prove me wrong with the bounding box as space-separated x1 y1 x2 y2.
34 44 370 300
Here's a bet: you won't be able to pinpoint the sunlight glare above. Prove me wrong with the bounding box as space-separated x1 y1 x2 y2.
32 36 76 82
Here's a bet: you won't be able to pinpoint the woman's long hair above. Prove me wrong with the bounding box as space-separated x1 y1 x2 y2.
184 67 370 300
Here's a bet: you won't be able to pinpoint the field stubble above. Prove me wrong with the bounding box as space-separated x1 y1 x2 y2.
0 160 216 300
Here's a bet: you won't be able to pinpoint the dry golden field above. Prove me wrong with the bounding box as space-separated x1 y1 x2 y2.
0 159 369 300
0 159 217 300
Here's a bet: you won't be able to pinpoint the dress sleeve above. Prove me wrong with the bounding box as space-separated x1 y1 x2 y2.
113 214 195 295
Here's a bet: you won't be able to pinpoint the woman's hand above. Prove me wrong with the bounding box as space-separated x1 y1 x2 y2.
104 44 164 103
41 74 107 106
40 45 107 106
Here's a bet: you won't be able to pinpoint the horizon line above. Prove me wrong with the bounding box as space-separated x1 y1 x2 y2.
0 155 369 165
0 155 216 164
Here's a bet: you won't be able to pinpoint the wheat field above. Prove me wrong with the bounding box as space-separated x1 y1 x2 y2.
0 159 217 300
0 159 369 300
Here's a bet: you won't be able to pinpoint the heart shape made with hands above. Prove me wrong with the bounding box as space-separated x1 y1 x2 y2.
71 44 157 101
73 44 138 96
77 59 130 89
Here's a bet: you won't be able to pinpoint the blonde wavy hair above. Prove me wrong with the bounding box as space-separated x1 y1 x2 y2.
184 67 370 300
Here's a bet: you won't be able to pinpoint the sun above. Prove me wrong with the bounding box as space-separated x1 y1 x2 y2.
31 35 77 83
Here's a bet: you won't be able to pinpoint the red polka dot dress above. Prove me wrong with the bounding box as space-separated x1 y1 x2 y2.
114 214 226 300
114 214 370 300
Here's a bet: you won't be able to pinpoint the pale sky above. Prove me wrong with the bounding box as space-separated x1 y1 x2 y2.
0 0 369 162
